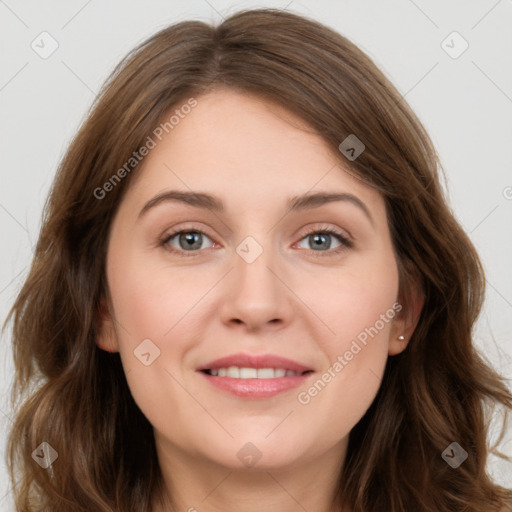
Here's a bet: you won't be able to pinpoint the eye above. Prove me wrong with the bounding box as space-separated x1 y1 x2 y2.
295 225 353 257
161 228 215 257
160 224 353 258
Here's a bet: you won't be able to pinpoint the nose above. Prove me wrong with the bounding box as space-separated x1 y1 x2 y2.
218 240 293 333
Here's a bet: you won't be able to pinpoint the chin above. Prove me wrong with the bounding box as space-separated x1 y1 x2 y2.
201 434 311 472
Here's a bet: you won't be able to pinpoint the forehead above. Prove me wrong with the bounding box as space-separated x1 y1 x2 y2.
122 88 384 218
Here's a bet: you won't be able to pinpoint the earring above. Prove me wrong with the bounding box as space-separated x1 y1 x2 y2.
398 335 405 341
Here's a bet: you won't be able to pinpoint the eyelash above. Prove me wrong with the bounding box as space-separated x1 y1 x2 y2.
296 226 353 257
159 224 353 259
159 226 354 258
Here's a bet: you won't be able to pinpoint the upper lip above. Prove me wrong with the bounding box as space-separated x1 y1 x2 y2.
197 352 313 373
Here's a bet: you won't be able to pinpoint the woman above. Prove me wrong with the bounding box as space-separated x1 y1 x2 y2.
4 7 512 512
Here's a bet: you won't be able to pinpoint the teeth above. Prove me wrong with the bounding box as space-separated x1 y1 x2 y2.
207 367 303 378
227 366 239 378
241 368 258 378
257 368 274 378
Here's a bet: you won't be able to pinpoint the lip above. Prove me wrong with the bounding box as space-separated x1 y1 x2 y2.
197 352 313 373
196 352 314 399
199 371 313 399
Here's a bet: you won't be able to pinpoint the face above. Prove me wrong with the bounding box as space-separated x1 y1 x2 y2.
97 88 418 474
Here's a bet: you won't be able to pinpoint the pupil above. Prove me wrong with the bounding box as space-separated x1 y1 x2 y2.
182 232 201 249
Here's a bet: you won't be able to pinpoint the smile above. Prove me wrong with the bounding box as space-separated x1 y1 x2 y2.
198 366 314 399
202 367 308 378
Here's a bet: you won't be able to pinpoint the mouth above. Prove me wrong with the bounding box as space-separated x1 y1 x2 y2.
197 353 314 399
201 367 312 378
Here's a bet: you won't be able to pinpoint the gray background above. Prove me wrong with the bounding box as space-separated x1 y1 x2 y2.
1 0 511 508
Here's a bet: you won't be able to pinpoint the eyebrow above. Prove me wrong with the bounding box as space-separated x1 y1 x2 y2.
137 190 374 226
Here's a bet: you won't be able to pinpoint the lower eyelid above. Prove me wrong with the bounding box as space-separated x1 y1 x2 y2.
161 228 352 255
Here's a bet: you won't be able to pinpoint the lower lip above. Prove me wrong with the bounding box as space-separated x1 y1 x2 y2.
198 371 313 399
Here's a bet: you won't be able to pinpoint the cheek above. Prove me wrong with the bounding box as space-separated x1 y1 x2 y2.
295 257 398 426
300 251 399 349
295 312 392 444
105 255 203 437
106 248 217 404
107 245 202 341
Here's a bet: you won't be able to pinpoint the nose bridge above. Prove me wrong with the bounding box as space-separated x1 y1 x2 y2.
234 232 280 296
220 231 290 329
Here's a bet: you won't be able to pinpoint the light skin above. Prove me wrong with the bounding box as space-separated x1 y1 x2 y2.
96 88 423 512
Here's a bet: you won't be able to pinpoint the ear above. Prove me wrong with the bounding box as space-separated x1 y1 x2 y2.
95 295 119 353
388 264 425 356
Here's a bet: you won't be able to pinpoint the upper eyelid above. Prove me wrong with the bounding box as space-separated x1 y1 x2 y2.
300 225 352 240
161 224 352 247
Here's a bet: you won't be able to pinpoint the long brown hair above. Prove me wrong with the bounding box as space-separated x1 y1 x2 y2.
4 7 511 512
